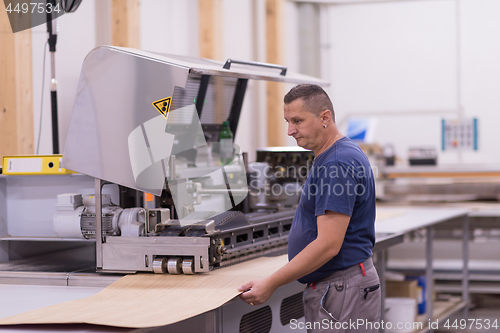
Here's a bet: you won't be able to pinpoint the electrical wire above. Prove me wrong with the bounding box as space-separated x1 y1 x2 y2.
36 41 49 155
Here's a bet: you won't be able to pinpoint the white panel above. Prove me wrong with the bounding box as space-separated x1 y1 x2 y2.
327 0 459 163
325 0 500 164
329 0 457 114
222 0 252 61
284 0 303 148
222 0 256 161
56 0 98 154
95 0 111 46
32 0 98 155
460 0 500 164
140 0 199 56
253 0 268 157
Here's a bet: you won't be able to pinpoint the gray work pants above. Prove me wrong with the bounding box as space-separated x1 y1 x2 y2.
302 257 381 333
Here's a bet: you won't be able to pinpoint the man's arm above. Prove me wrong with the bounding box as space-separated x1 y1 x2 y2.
238 210 350 305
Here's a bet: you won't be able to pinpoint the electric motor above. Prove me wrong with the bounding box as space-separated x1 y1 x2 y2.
53 193 145 239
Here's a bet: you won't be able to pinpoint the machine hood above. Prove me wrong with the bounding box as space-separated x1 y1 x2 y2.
62 46 328 195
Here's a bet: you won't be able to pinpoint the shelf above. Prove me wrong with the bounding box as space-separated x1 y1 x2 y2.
436 281 500 294
413 300 467 333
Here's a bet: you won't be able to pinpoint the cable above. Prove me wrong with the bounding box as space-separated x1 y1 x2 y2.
36 41 49 155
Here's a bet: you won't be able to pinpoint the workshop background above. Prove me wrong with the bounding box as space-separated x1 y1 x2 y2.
1 1 500 333
3 0 500 164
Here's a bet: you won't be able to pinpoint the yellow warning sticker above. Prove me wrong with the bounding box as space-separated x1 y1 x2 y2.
152 97 172 119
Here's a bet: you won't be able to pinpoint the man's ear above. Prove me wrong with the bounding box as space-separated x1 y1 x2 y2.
321 110 332 123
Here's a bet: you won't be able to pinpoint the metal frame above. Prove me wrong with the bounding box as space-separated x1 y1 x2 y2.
461 215 469 319
93 174 295 274
195 75 211 118
228 78 248 136
426 225 434 324
375 209 470 333
95 178 106 269
422 215 469 333
101 236 210 273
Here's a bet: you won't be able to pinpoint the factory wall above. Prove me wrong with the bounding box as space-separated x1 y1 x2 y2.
326 0 500 165
30 0 500 165
30 0 303 163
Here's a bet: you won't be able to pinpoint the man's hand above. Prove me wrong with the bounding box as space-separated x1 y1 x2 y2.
238 277 277 306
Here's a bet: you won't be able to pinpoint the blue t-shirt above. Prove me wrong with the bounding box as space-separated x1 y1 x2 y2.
288 137 376 284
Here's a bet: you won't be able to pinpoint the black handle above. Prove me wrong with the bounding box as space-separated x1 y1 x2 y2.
223 59 287 76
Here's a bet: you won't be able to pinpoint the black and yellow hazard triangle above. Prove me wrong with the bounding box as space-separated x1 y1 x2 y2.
152 97 172 119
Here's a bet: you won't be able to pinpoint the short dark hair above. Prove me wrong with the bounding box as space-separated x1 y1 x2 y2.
284 84 335 122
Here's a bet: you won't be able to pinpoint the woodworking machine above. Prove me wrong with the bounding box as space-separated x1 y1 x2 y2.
57 46 328 275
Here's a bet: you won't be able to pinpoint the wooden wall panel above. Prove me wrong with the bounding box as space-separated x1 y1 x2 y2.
111 0 140 48
199 0 224 124
199 0 222 60
0 1 34 157
266 0 285 147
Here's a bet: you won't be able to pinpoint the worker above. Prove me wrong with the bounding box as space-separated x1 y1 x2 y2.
238 84 380 332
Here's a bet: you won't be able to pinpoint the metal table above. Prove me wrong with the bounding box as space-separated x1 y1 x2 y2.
375 206 470 333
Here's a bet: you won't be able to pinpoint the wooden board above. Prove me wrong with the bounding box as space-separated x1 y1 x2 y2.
0 1 33 157
111 0 140 48
199 0 222 60
0 255 289 328
266 0 286 147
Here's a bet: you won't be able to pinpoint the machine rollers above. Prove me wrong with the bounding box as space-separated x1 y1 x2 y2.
152 257 195 275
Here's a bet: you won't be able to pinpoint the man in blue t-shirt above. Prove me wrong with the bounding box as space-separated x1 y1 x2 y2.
239 84 381 332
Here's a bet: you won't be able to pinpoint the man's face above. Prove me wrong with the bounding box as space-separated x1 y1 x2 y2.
284 98 323 152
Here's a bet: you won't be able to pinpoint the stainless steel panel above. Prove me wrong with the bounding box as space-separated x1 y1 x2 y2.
128 48 328 85
62 46 190 196
63 46 327 196
0 271 69 286
67 273 122 288
102 236 210 273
